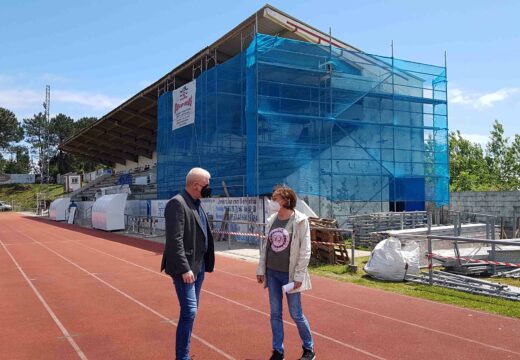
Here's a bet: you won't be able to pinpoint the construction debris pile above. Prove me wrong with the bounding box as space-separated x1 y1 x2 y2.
494 268 520 279
406 270 520 301
309 217 349 265
348 211 428 248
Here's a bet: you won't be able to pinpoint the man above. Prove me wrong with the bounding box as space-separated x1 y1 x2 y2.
161 167 215 360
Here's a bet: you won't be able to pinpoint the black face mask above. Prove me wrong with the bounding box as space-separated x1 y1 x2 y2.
201 185 212 198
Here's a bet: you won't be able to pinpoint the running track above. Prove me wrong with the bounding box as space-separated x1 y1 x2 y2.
1 213 519 360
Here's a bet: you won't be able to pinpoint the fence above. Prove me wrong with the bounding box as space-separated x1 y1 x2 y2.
121 215 359 268
125 215 163 238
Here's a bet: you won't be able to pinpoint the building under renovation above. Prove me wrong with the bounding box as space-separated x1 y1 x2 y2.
61 5 449 221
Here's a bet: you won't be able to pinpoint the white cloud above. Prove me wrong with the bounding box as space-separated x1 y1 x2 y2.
53 90 123 110
449 88 474 105
0 89 42 109
474 88 519 109
0 87 123 112
449 87 519 110
460 133 489 148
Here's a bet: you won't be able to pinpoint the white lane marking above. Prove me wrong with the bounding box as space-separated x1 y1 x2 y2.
34 221 520 358
4 240 74 246
30 227 385 359
214 268 520 356
16 230 235 360
203 288 386 359
0 239 88 360
24 221 520 357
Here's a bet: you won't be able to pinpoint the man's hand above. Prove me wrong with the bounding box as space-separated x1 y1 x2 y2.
256 275 264 284
293 281 302 289
182 271 195 284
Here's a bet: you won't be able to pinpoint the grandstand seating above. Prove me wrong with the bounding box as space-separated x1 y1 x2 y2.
71 166 157 201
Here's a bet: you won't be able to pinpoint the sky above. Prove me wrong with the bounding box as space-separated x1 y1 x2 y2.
1 0 519 148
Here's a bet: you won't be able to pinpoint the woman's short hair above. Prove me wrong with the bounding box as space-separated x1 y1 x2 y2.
272 185 297 210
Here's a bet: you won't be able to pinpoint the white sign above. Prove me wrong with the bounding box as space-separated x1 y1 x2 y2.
151 200 168 218
150 199 169 230
135 176 148 185
172 80 196 130
68 207 77 224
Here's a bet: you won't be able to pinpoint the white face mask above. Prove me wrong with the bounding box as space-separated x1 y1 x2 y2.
268 200 281 213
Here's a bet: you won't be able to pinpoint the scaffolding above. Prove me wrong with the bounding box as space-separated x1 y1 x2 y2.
157 34 449 221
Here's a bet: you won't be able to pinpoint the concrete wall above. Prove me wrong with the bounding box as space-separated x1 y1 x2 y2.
450 191 520 229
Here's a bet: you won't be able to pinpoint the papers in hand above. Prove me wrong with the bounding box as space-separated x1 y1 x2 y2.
282 282 295 293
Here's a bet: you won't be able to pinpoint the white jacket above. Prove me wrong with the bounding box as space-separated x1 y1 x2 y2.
256 209 312 293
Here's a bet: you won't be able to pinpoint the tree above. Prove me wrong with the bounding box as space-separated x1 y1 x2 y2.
47 116 99 177
505 133 520 190
449 120 520 192
49 113 75 147
68 116 99 173
23 112 48 174
485 120 520 190
73 117 97 136
0 107 24 150
449 130 490 191
485 120 508 189
4 146 31 174
0 153 6 173
47 114 75 176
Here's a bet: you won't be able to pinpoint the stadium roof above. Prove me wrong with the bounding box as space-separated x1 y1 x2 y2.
59 4 359 165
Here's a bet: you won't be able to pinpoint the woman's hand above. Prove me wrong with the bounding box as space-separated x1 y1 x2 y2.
293 281 302 289
256 275 264 284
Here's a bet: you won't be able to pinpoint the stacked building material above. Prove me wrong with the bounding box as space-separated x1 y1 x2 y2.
348 212 428 248
309 217 349 265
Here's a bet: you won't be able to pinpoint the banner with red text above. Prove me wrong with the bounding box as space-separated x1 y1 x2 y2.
172 80 196 130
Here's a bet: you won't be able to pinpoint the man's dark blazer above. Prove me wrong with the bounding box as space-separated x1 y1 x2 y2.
160 191 215 277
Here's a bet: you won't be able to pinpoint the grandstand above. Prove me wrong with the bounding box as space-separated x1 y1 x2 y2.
59 4 449 221
70 166 157 202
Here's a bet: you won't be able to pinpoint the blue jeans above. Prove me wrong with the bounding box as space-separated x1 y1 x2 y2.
266 268 313 354
172 261 205 360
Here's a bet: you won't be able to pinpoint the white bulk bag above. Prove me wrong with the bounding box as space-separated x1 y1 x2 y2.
364 237 420 281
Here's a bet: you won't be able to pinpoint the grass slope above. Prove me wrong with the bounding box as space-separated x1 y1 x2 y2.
0 184 65 211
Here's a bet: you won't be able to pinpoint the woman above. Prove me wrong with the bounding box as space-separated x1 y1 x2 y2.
256 185 316 360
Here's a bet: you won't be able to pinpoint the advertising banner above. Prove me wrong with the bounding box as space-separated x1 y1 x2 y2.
202 197 263 244
172 80 196 130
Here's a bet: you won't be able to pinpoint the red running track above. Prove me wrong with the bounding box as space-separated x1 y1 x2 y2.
1 212 519 360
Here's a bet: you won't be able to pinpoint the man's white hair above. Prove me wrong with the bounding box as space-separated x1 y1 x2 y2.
186 167 211 186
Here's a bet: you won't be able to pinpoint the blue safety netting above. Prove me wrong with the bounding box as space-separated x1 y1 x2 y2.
157 53 247 198
157 33 449 214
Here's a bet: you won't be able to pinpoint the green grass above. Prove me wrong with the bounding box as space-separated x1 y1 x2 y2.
0 184 65 211
309 256 520 319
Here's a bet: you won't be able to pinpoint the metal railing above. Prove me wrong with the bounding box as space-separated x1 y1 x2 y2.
426 235 520 279
407 235 520 301
125 215 163 238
